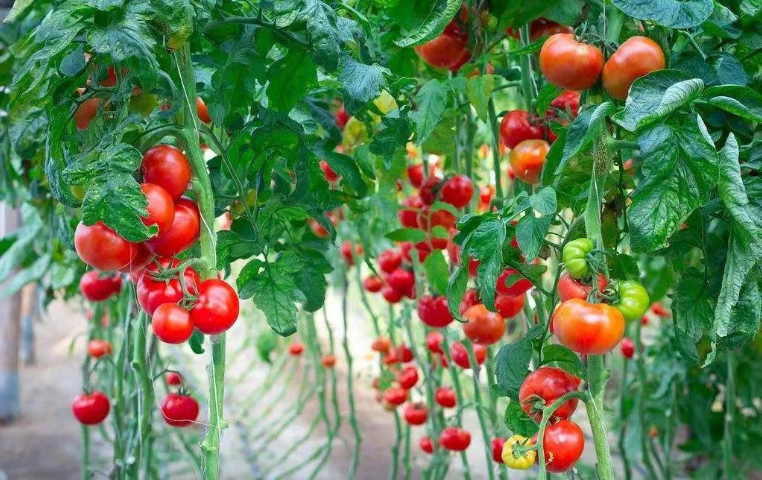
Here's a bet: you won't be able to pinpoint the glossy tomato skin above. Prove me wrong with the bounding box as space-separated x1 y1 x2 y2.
407 164 424 188
122 243 153 275
540 34 604 91
440 175 474 209
289 342 304 356
403 403 428 426
190 279 240 335
397 365 419 389
166 372 183 386
417 207 456 231
161 393 200 427
386 268 415 293
418 295 455 328
151 303 195 344
435 387 457 408
415 16 470 71
492 438 506 463
383 386 408 407
549 91 581 118
363 275 384 293
146 198 200 257
371 336 391 353
399 196 423 228
72 391 110 425
519 367 581 423
459 288 481 315
620 337 635 358
381 285 403 304
87 339 112 359
141 145 192 200
136 259 200 315
602 36 666 101
509 139 550 185
418 177 441 206
450 341 486 369
613 280 650 322
496 268 533 297
80 271 122 302
420 436 434 454
140 183 175 235
557 272 608 302
426 331 444 354
462 304 505 346
500 111 546 149
378 249 402 273
495 294 525 318
196 96 211 123
321 354 337 368
439 427 471 451
75 222 136 271
552 298 625 354
536 420 584 472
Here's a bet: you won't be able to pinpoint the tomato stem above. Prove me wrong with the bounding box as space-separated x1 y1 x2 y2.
439 334 473 479
536 390 590 477
464 341 496 480
487 99 504 200
585 355 615 479
341 271 363 477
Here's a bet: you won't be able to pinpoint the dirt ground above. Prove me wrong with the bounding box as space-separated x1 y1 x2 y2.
0 291 616 479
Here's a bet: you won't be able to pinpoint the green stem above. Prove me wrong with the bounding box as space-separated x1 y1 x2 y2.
464 342 495 480
518 25 536 111
342 272 362 478
487 99 504 200
635 318 659 478
130 312 153 475
391 412 402 480
618 355 632 480
439 335 472 480
723 352 735 479
536 391 590 477
586 355 614 480
81 425 90 480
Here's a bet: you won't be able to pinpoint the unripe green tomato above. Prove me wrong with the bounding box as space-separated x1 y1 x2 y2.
70 185 85 201
613 280 650 322
128 91 158 117
563 238 594 279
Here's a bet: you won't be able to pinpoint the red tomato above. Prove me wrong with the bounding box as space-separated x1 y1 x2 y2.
552 298 625 354
381 285 403 304
87 339 112 359
496 268 533 297
79 271 122 302
435 386 457 408
309 218 330 238
417 295 454 328
289 342 304 356
418 176 441 206
190 279 240 335
426 331 444 354
383 386 409 407
363 275 384 293
399 196 424 228
146 198 200 257
165 372 183 386
396 344 414 363
72 391 110 425
450 341 486 369
557 272 608 302
620 337 635 358
500 110 546 149
420 436 434 454
407 164 424 188
140 183 175 235
536 420 584 472
371 336 391 353
378 249 402 273
495 294 525 318
141 145 192 200
397 365 419 390
196 96 211 123
650 302 671 317
161 393 200 427
439 427 471 451
492 438 506 463
530 19 573 39
75 222 136 271
509 139 550 185
121 243 153 275
548 91 581 118
341 240 356 265
335 104 349 129
459 288 481 315
462 304 505 346
152 303 195 344
321 354 337 368
440 174 474 209
386 268 415 293
403 402 428 426
136 259 200 315
519 366 581 423
602 36 665 101
75 98 101 130
414 15 470 71
416 207 456 231
319 160 340 182
479 185 494 205
540 34 604 91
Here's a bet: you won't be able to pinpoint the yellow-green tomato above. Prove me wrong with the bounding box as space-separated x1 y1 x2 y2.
562 238 594 279
502 435 536 470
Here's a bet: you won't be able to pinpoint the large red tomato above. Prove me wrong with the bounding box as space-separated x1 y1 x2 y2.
145 198 200 257
519 367 581 423
161 393 200 427
140 183 175 235
440 174 474 209
141 145 192 200
509 139 550 185
190 279 240 335
500 111 546 149
72 391 110 425
602 36 666 100
136 259 200 315
552 298 625 354
540 34 604 91
417 295 454 328
415 14 470 71
496 268 533 297
495 294 525 318
462 304 505 346
151 303 195 344
535 420 584 472
75 222 136 271
557 272 608 302
79 270 122 301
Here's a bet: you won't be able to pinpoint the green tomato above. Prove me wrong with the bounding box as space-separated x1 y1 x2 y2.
613 280 650 322
562 238 593 280
128 91 158 117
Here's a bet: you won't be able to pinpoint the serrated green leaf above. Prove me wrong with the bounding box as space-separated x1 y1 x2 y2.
535 84 563 117
385 228 426 242
540 345 585 377
267 50 318 112
530 187 557 216
423 249 449 295
516 214 551 262
673 268 713 363
393 0 462 47
464 219 506 310
411 79 448 145
466 74 496 122
612 0 713 28
504 400 538 437
700 85 762 123
339 55 390 108
495 334 536 400
447 265 468 322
